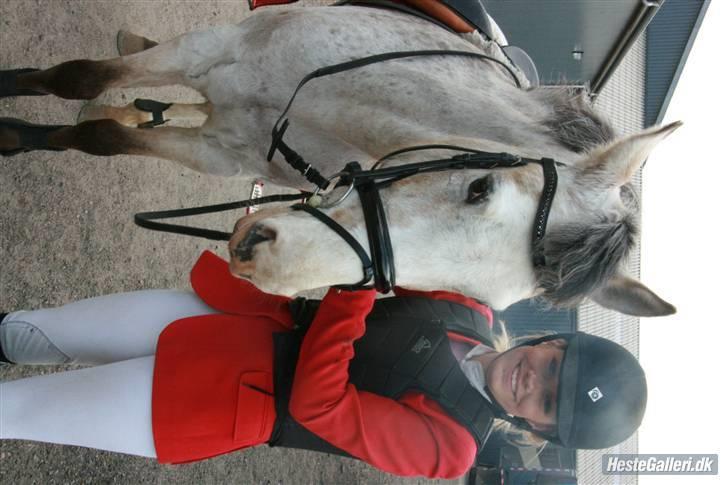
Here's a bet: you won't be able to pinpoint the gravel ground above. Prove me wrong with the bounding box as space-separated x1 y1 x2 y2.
0 1 461 484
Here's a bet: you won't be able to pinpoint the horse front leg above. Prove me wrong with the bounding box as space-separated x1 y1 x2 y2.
7 59 136 100
0 119 242 176
2 24 242 100
8 50 182 101
59 121 245 175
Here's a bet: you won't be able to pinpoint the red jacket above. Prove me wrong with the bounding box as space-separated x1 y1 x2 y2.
152 251 491 478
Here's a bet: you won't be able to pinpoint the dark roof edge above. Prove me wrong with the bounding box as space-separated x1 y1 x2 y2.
652 0 712 125
592 0 663 95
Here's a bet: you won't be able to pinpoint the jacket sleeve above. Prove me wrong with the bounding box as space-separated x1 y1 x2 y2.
288 289 477 478
189 250 294 328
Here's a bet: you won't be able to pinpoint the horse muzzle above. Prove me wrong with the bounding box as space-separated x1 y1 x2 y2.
228 215 279 279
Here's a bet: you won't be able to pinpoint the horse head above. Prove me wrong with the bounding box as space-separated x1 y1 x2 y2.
227 120 679 317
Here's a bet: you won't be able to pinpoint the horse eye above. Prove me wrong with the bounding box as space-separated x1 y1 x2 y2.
466 175 493 204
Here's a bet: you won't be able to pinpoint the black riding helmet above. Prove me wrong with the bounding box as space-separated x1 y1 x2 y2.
486 332 647 449
554 332 647 448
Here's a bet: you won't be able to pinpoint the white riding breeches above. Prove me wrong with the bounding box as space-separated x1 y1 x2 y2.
0 290 219 457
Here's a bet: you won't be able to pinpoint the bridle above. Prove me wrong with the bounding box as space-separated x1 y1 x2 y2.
289 153 558 292
135 48 561 292
136 146 559 293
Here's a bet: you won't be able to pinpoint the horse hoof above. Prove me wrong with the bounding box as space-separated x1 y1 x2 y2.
116 30 159 56
0 122 28 157
0 68 46 98
0 118 68 156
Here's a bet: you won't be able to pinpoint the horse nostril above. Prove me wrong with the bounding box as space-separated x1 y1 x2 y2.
232 222 276 261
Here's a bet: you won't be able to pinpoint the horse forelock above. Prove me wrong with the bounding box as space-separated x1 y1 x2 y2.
538 88 616 154
536 208 638 308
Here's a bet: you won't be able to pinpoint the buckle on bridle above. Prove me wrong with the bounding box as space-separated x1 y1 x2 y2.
306 163 360 208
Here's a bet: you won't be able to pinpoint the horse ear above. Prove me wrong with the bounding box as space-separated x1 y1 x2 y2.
581 121 682 189
590 273 676 317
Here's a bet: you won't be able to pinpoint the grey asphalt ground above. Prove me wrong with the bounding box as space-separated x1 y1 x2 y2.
0 1 460 483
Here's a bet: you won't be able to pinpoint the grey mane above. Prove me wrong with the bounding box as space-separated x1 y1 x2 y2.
538 88 616 153
461 34 615 154
537 208 638 308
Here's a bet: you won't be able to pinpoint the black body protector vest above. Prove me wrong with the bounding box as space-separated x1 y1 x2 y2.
269 295 496 460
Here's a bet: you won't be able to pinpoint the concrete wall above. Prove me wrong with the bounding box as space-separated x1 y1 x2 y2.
576 31 647 485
